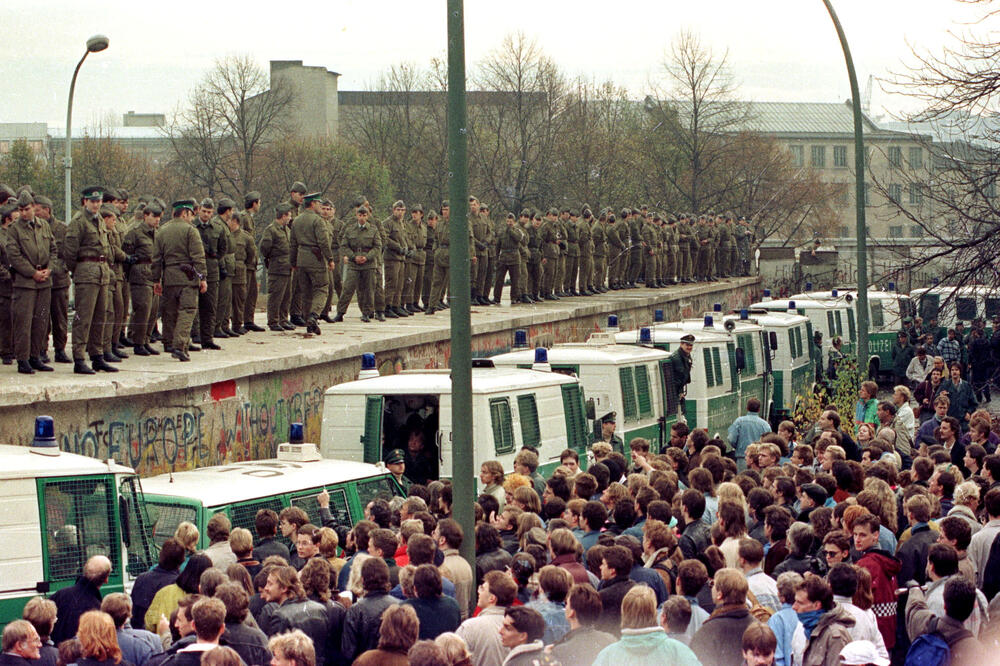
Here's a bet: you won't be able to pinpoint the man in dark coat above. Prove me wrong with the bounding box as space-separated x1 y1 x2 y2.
669 334 694 407
50 555 111 644
131 539 186 632
0 620 42 666
897 495 938 586
596 546 635 637
690 568 756 666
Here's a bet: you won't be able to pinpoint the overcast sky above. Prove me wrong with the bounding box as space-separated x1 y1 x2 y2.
1 0 991 129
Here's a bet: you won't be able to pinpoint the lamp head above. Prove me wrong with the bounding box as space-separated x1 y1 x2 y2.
86 35 109 52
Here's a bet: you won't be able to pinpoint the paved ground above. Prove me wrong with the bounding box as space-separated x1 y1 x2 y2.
1 277 757 407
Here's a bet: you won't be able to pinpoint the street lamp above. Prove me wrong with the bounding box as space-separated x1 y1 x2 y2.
64 34 109 222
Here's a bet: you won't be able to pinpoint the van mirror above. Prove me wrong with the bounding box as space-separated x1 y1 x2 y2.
585 398 596 421
734 347 746 371
769 331 778 350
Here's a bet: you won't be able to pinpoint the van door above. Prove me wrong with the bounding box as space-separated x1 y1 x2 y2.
516 394 542 451
362 395 383 464
118 476 156 577
560 383 589 455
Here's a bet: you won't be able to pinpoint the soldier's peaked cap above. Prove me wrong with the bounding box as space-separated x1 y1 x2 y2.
304 192 323 202
17 191 34 207
290 181 308 193
680 334 695 343
275 202 293 216
172 199 197 211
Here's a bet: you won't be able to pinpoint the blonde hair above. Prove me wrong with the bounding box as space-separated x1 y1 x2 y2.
620 585 657 629
434 633 471 665
228 528 253 558
174 521 200 552
268 630 315 666
502 473 532 496
717 482 747 512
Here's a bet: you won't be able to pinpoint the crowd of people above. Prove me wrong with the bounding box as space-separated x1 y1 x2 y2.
9 384 1000 666
0 181 753 371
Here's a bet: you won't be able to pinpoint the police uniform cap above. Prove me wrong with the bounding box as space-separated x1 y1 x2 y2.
547 207 559 216
290 181 308 194
244 191 261 206
35 195 53 208
17 191 34 207
426 209 439 219
620 208 630 217
303 192 323 203
607 214 616 222
410 203 424 213
480 203 490 211
274 202 293 216
440 200 450 208
902 317 913 324
506 212 515 219
468 195 478 203
0 203 16 219
384 449 406 465
652 213 662 222
393 200 406 209
322 199 335 208
561 206 571 214
135 203 147 214
602 412 617 423
155 197 168 210
680 334 695 344
356 206 370 215
99 204 118 217
200 198 215 209
16 185 34 197
350 196 366 209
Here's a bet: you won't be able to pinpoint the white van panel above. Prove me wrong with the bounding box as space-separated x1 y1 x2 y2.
321 394 369 462
0 479 43 593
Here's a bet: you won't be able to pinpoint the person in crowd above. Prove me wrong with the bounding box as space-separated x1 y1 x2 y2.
353 605 418 666
455 570 516 666
592 586 700 666
690 568 755 665
20 598 57 666
50 556 113 644
75 611 131 666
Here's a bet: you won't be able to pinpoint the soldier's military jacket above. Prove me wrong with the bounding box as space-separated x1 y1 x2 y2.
407 219 428 266
471 213 489 255
591 218 606 257
63 209 112 286
232 228 256 285
565 218 580 257
214 216 236 277
123 222 156 286
340 221 383 271
497 223 525 262
383 216 409 261
195 217 226 282
48 218 71 290
5 216 55 289
259 222 292 276
290 211 333 269
152 217 207 288
541 220 560 260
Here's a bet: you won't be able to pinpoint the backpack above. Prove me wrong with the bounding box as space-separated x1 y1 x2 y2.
903 617 973 666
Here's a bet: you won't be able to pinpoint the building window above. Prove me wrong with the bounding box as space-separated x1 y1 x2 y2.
833 145 847 167
909 147 923 169
789 145 804 167
889 183 902 204
811 145 826 168
888 146 902 168
889 225 903 237
837 187 850 206
838 225 850 238
910 225 923 238
908 182 923 205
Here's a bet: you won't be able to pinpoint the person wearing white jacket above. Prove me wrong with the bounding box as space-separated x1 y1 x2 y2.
828 563 889 661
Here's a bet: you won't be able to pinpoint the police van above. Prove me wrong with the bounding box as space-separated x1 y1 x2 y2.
740 309 816 424
793 286 913 379
653 308 774 424
751 294 855 372
320 355 590 485
0 418 156 626
614 323 741 441
139 437 404 550
911 285 1000 333
489 335 678 453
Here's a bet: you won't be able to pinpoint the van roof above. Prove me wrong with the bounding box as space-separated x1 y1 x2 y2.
750 298 844 311
614 328 731 344
659 319 765 334
324 366 578 397
0 445 131 479
728 311 809 328
140 457 391 508
491 343 669 366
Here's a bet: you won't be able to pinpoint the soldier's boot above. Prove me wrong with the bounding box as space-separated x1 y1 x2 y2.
375 311 386 322
384 308 399 319
104 351 122 363
91 354 119 373
306 315 321 336
144 344 160 356
120 333 134 347
112 344 129 359
171 348 190 362
393 306 411 317
74 359 96 375
134 345 152 357
150 326 162 342
54 349 72 364
29 357 53 372
333 312 345 323
17 360 35 375
290 315 306 326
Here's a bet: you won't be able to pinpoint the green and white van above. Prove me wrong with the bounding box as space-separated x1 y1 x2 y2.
740 310 816 424
911 285 1000 333
615 325 740 441
489 338 678 453
751 296 855 372
0 421 156 626
140 444 404 549
320 364 589 485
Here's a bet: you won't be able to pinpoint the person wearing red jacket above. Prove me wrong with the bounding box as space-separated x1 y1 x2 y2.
852 513 901 650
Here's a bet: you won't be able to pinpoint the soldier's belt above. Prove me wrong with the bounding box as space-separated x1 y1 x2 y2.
133 259 152 265
78 255 106 263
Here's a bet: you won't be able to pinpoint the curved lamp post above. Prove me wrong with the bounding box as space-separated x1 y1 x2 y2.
64 35 109 222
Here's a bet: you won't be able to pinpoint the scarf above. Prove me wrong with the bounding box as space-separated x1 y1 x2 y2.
797 609 824 638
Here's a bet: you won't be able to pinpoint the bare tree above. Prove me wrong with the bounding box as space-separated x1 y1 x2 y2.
644 29 753 212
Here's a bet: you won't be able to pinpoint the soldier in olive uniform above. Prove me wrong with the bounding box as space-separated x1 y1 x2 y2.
736 216 751 276
289 193 335 334
538 209 559 300
0 203 15 364
286 181 308 326
717 214 734 278
695 216 711 281
214 199 238 338
63 187 117 374
35 196 71 363
640 214 658 291
100 195 129 362
469 197 489 305
563 209 580 296
382 200 410 318
122 201 160 356
420 207 436 310
516 210 535 302
153 199 208 362
426 203 451 314
605 212 623 289
479 203 496 305
665 216 680 284
589 210 606 293
576 209 593 295
238 191 264 331
260 203 293 330
112 190 133 346
682 214 698 282
5 192 56 374
493 212 524 306
226 214 255 334
194 198 225 349
336 206 382 322
404 204 427 312
319 199 342 321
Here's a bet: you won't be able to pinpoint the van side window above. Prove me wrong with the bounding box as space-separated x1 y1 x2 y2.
146 502 198 548
956 297 977 321
292 488 351 529
229 498 285 543
634 365 653 418
986 298 1000 320
737 335 757 374
516 394 541 449
794 327 804 358
847 309 856 340
712 348 723 387
703 348 716 387
787 330 797 359
919 294 940 322
834 311 844 336
489 397 515 454
826 311 835 338
870 301 885 328
40 477 118 581
560 384 589 452
618 367 639 421
119 477 156 576
357 477 402 509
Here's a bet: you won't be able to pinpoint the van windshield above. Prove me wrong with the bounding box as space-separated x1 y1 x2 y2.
378 395 441 486
41 477 119 581
357 476 404 510
145 501 198 548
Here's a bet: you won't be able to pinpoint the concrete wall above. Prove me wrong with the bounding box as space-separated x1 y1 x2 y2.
1 279 758 476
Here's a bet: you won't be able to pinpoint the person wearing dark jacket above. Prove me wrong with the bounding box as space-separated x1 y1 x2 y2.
401 565 461 640
896 495 938 586
774 523 824 577
690 568 756 666
852 513 901 651
940 362 977 430
341 558 399 662
0 620 43 666
596 546 636 637
251 509 290 564
891 332 915 387
669 335 694 403
21 597 58 666
474 524 512 584
763 506 793 577
677 490 711 560
215 583 270 666
298 559 346 666
549 584 616 665
50 555 112 645
131 539 186 633
158 599 243 666
258 566 330 666
904 577 984 664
